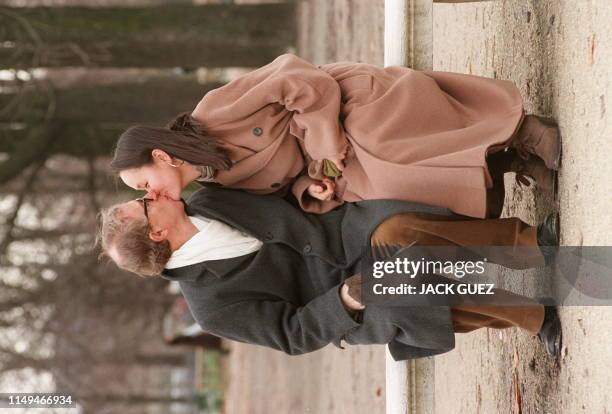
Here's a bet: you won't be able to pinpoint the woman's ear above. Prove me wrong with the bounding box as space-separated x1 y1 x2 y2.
149 227 169 243
151 149 172 164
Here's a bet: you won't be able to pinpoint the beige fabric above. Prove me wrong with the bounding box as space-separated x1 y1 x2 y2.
191 54 524 218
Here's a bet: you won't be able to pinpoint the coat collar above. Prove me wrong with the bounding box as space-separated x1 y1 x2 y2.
161 251 256 281
184 195 255 238
159 190 265 281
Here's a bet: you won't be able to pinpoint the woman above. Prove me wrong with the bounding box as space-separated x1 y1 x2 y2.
112 53 560 218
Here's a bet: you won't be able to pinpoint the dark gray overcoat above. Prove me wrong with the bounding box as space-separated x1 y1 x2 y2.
161 187 457 361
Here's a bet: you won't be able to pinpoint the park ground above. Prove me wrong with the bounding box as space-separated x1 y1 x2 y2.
223 1 612 413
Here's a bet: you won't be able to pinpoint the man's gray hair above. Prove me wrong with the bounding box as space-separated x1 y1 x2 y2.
97 203 172 277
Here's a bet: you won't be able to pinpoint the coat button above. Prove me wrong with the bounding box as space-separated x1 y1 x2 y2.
252 127 263 136
264 232 274 241
271 182 280 188
303 243 312 254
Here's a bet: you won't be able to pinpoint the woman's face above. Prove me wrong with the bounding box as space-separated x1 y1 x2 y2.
119 153 184 200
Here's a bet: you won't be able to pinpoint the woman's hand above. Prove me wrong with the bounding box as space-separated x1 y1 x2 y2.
307 178 336 201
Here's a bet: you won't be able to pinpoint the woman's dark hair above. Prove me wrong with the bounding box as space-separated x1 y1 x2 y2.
110 112 232 173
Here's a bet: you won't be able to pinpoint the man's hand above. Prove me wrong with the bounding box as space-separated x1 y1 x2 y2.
307 178 336 201
340 275 365 312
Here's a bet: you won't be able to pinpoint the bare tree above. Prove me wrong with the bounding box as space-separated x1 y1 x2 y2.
1 4 295 68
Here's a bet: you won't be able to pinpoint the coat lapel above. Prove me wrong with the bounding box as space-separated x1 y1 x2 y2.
161 252 256 281
161 261 208 282
185 195 262 241
200 252 257 279
215 138 285 186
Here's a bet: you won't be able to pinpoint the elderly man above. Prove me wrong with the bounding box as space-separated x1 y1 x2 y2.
99 187 562 359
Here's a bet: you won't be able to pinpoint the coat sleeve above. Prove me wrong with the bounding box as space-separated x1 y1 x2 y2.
291 175 345 214
205 53 349 161
201 283 361 355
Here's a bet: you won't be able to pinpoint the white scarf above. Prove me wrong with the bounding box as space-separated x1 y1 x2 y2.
165 215 262 269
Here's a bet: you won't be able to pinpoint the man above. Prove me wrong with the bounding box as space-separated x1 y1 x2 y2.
98 187 562 359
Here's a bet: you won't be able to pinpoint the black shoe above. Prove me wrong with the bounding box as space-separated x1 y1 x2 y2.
537 305 562 357
537 213 560 265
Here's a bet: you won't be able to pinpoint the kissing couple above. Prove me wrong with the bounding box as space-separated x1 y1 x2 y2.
98 53 562 359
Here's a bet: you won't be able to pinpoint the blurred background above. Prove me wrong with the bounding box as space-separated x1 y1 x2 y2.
0 1 295 413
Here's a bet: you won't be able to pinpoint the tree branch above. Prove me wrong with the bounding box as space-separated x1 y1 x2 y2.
0 124 56 186
86 156 100 212
0 159 46 258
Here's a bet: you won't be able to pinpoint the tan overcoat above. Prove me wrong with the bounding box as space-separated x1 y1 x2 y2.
191 53 524 218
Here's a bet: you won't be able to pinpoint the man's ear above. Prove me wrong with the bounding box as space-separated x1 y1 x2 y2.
151 149 172 164
149 227 169 243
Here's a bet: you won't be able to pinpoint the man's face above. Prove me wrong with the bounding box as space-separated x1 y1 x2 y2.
120 195 186 240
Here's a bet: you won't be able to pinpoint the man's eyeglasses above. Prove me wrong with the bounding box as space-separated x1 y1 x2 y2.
135 197 153 220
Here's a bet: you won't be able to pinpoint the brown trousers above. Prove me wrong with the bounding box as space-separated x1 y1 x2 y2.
370 213 545 335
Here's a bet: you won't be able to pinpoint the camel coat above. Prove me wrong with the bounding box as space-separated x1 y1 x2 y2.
191 53 524 218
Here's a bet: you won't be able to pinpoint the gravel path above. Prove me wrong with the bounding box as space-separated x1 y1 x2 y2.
223 1 612 413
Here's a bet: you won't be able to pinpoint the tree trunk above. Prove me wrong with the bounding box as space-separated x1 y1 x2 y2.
0 76 222 124
132 353 188 367
0 74 223 178
0 123 56 185
166 334 223 350
1 3 296 68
